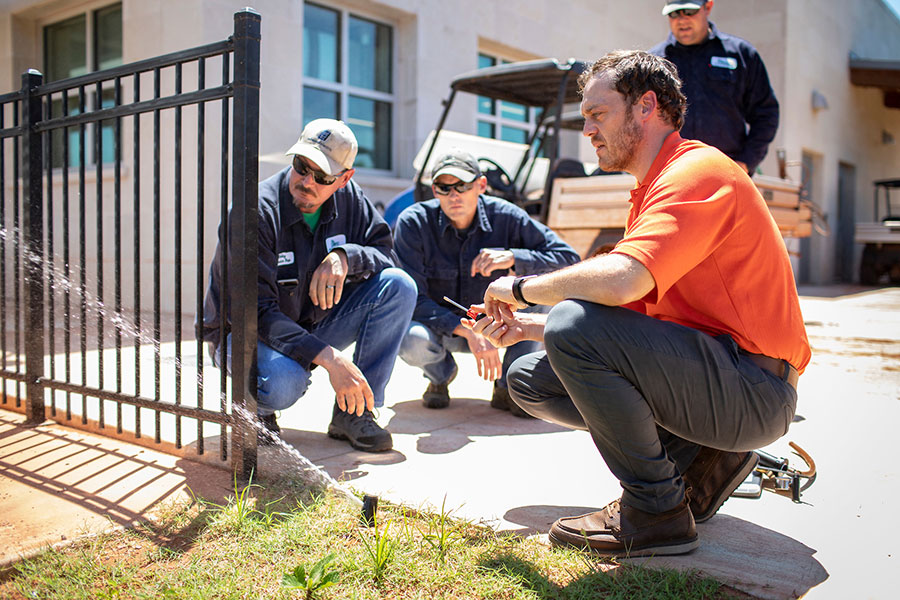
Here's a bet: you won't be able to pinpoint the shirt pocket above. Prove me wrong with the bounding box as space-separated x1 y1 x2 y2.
423 262 458 295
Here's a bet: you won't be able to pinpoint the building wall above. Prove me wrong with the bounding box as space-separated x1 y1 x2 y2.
1 0 899 311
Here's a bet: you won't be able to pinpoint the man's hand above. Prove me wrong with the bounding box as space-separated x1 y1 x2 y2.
484 275 527 321
455 326 502 381
470 248 515 278
310 250 349 309
314 346 374 415
462 303 545 348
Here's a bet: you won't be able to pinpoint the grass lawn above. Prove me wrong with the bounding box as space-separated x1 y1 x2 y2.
0 474 752 599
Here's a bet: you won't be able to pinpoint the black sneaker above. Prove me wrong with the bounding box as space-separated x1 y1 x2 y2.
423 381 451 409
422 366 457 409
327 404 393 452
258 413 281 445
490 383 534 418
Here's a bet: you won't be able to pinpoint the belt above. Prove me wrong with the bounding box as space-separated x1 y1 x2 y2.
742 351 799 391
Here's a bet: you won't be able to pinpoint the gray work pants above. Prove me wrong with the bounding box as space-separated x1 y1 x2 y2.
506 300 797 514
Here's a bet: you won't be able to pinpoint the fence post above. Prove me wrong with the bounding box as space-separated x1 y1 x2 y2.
21 69 45 425
230 8 261 479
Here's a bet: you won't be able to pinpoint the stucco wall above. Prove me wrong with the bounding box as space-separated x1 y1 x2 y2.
2 0 900 304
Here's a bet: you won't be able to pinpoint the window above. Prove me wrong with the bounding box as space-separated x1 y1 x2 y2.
303 3 394 171
44 3 123 167
476 53 537 145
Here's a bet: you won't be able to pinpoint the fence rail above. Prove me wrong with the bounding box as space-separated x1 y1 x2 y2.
0 8 260 478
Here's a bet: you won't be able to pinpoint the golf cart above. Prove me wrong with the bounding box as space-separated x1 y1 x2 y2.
855 178 900 284
386 57 814 258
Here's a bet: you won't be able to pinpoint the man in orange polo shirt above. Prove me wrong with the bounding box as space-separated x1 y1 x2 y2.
467 50 810 557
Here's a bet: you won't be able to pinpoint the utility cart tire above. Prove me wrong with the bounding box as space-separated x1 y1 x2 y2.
859 244 883 285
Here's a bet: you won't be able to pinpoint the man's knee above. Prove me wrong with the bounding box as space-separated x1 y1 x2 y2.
399 322 443 365
257 353 310 411
378 268 417 309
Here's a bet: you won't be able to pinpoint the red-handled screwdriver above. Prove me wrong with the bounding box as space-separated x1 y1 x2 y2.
443 296 484 320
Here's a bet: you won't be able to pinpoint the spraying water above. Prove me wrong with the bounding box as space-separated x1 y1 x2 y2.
2 224 362 507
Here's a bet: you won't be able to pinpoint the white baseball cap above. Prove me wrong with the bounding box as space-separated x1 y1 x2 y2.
662 1 706 16
285 118 358 175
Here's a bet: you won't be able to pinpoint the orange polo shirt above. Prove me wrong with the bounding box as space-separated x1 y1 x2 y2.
612 132 811 373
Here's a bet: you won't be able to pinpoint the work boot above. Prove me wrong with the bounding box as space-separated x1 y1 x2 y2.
422 367 457 409
490 383 534 418
548 497 698 557
327 404 393 452
257 413 281 446
683 447 759 523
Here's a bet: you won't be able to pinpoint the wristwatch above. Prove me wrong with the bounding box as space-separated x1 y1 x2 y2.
512 275 537 307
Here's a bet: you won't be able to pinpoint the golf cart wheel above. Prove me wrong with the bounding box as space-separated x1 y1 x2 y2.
859 244 883 285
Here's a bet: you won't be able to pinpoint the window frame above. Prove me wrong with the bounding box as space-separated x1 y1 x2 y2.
475 51 539 146
302 2 397 175
40 1 123 168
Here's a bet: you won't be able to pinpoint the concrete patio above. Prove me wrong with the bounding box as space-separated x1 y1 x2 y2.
1 284 898 599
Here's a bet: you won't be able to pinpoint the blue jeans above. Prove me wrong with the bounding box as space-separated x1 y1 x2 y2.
398 305 546 387
216 268 416 416
507 300 797 514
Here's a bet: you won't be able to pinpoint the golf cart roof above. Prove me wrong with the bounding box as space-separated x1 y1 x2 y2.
449 58 589 107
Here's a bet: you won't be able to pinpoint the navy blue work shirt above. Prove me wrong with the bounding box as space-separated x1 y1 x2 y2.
393 195 580 338
201 166 396 369
649 21 779 174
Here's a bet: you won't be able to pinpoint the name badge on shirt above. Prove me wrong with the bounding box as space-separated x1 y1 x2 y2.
710 56 738 70
325 234 346 252
277 251 294 266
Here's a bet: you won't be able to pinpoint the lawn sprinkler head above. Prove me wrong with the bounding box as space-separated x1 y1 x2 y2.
361 494 378 527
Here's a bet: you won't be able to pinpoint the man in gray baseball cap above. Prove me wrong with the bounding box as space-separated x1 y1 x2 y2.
393 148 579 414
202 118 416 452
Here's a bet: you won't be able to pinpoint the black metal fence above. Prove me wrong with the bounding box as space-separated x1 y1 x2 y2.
0 9 261 478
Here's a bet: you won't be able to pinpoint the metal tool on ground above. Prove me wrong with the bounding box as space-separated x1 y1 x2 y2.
733 442 817 503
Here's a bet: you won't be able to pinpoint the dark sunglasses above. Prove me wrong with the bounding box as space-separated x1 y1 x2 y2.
668 8 701 18
292 155 343 186
432 180 475 196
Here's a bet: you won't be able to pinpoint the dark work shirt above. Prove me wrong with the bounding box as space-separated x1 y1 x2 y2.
201 166 396 369
649 21 779 174
393 195 580 337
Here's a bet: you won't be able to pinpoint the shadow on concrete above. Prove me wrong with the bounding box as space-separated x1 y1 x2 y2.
503 504 828 599
0 411 233 566
503 504 601 536
632 515 828 600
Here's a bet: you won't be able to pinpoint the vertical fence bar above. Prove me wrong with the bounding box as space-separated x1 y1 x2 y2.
95 80 105 428
114 76 123 433
13 91 21 408
63 89 72 420
44 91 55 418
132 73 141 437
196 56 206 455
174 61 183 449
78 84 87 424
218 51 230 462
230 8 261 479
0 101 6 405
22 70 45 424
153 67 161 443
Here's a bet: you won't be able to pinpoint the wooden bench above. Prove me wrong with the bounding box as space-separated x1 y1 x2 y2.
546 173 810 257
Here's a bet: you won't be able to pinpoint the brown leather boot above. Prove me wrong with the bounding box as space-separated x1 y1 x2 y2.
548 497 698 557
684 447 758 523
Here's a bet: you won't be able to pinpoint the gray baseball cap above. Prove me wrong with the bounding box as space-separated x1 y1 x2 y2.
430 148 482 183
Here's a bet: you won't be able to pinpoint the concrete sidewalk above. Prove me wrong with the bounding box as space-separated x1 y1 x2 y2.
1 285 898 599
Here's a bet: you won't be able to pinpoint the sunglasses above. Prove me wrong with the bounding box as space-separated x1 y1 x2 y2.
292 155 343 186
667 8 701 18
432 180 475 196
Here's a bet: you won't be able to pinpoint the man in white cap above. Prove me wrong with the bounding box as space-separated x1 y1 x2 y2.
393 148 579 413
649 0 779 175
202 118 416 452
